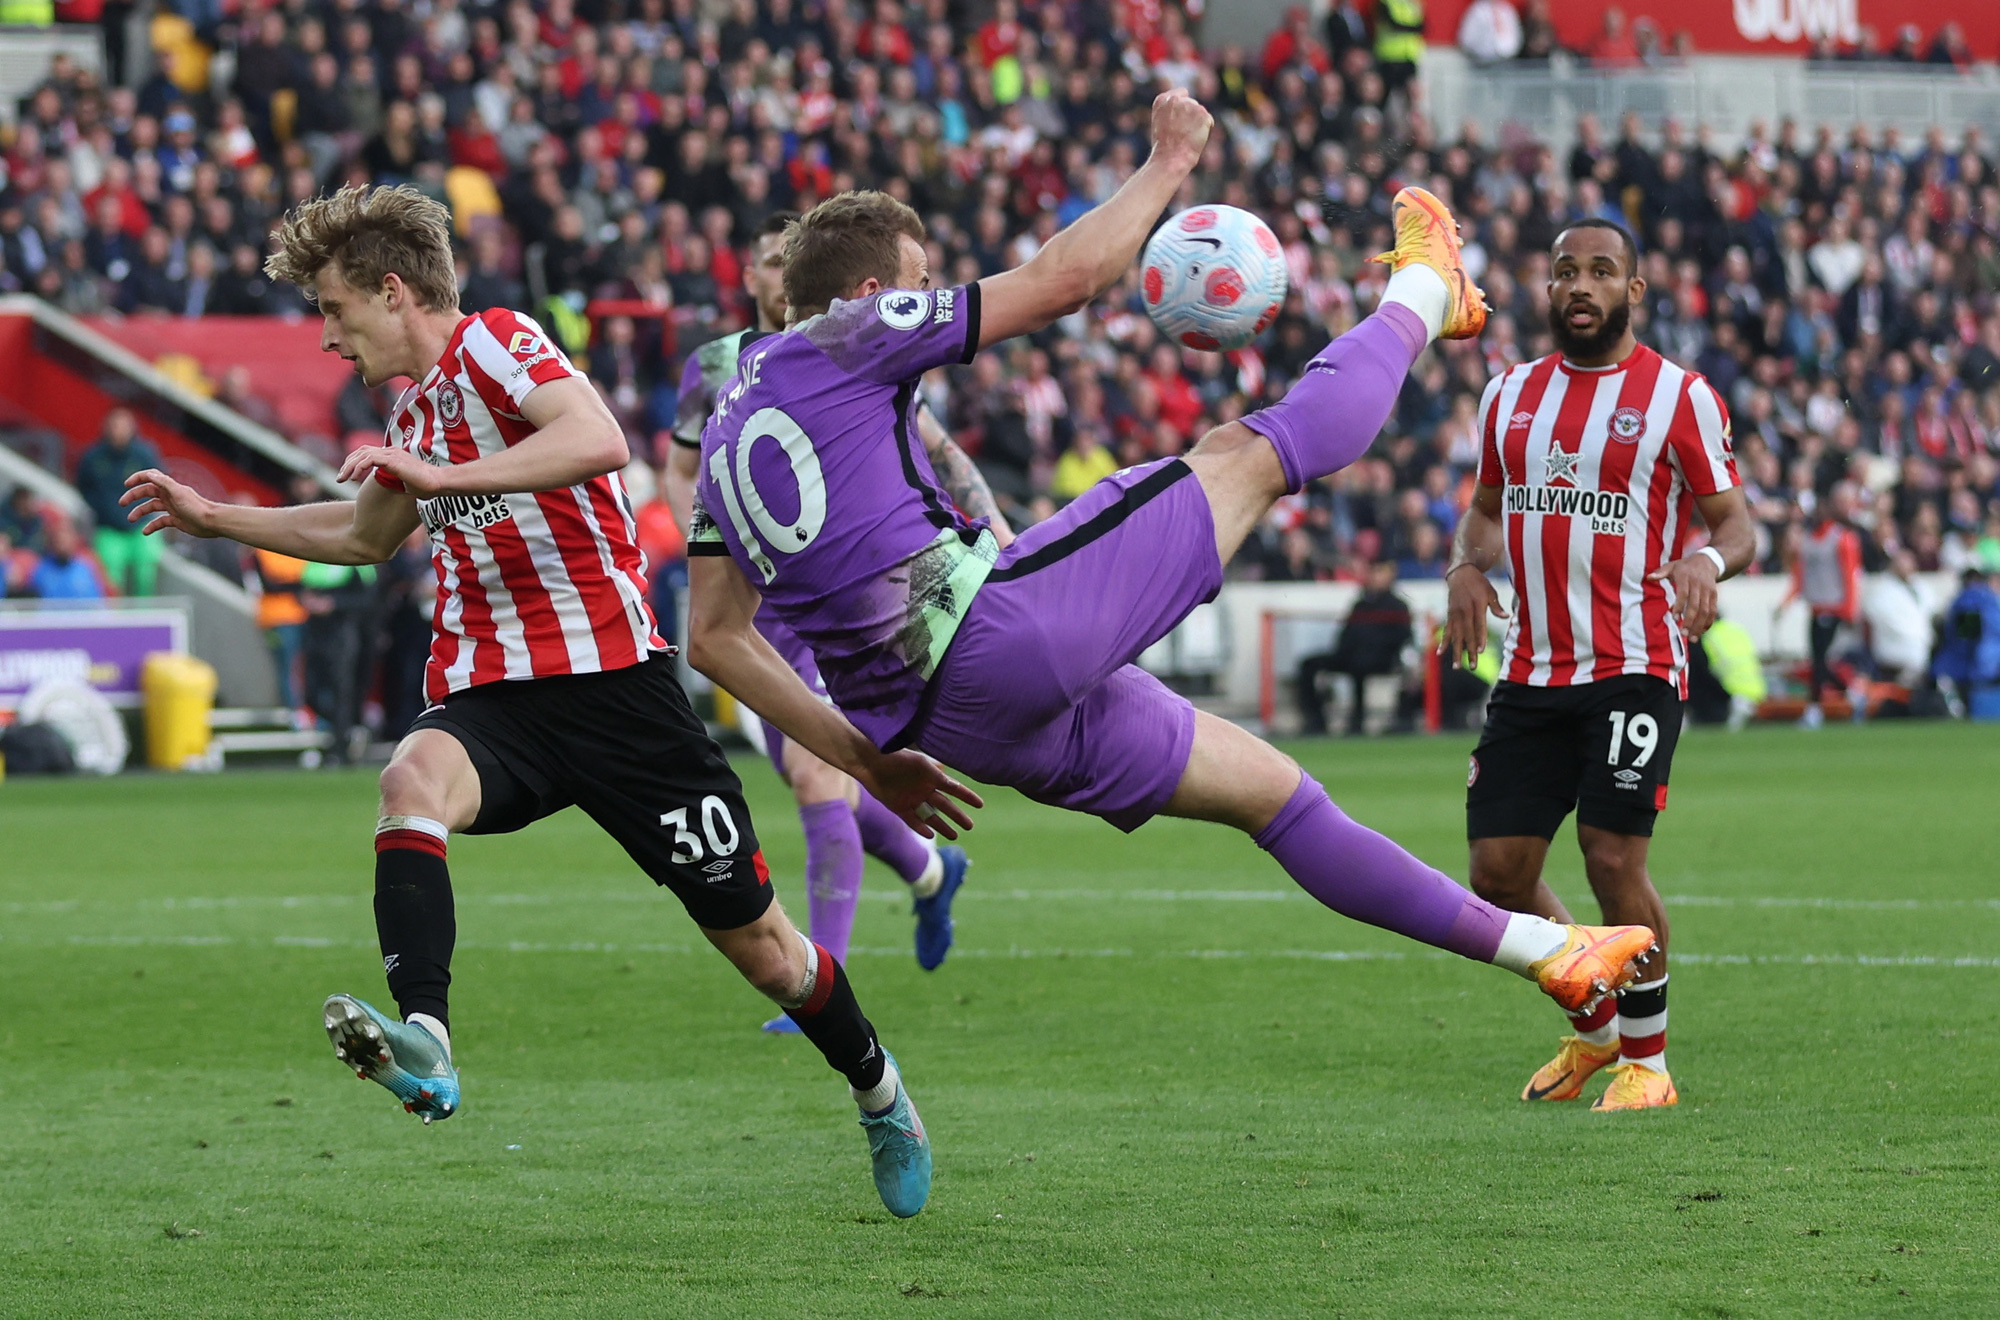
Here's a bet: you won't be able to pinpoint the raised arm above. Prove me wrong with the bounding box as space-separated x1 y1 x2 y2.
337 376 629 498
975 90 1212 350
121 464 421 565
917 403 1013 548
686 551 981 837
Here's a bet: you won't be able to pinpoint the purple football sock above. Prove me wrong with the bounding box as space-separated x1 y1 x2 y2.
799 799 865 964
854 791 932 886
1240 306 1427 493
1254 773 1510 961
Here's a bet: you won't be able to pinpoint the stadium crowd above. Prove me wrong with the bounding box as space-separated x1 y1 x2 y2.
2 1 1999 709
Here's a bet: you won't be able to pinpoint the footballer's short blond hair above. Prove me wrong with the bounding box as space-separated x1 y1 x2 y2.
265 184 459 311
782 190 925 316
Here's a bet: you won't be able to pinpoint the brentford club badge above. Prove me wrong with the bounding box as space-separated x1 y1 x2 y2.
437 380 464 427
1467 756 1480 788
1609 406 1646 443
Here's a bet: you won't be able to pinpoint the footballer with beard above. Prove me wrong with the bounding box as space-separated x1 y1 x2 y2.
1443 219 1758 1111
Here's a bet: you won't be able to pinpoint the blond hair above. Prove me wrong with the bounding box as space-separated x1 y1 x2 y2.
265 184 459 311
782 190 925 315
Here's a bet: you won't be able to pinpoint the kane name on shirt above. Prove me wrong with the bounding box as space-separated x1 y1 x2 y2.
1476 342 1739 693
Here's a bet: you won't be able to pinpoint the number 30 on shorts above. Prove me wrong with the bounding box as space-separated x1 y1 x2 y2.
1607 711 1659 767
659 795 742 864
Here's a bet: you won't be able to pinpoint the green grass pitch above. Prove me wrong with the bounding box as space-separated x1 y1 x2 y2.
2 723 1996 1317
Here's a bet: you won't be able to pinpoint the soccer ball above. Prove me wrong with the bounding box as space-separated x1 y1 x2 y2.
1139 204 1289 352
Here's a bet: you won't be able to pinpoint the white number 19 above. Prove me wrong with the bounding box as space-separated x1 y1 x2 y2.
1607 711 1659 767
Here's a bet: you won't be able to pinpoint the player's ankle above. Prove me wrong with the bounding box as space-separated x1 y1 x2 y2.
1491 913 1568 977
909 846 943 899
406 1012 452 1062
1382 264 1448 343
853 1060 900 1115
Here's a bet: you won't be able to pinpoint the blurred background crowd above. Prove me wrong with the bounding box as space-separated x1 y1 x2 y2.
1 0 1998 738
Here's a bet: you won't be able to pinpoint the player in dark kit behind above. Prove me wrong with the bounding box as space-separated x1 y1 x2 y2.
1445 219 1757 1111
120 185 976 1216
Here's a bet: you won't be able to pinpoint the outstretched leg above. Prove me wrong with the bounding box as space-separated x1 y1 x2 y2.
1185 186 1486 568
1163 713 1654 1010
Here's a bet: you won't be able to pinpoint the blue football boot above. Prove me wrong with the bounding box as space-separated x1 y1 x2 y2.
323 993 459 1123
760 1013 803 1034
859 1052 932 1218
913 846 968 971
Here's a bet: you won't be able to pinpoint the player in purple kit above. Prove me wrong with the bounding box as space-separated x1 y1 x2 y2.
686 90 1659 1031
663 213 1007 1023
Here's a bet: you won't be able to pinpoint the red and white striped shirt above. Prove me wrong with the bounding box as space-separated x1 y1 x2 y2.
1476 344 1738 693
376 307 663 703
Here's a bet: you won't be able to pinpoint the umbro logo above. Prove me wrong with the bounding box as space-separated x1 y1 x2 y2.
1614 769 1642 787
702 859 734 877
1508 411 1535 430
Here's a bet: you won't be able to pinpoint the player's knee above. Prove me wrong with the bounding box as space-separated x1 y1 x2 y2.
788 758 849 806
742 942 805 1001
1469 855 1539 908
724 925 807 1001
377 758 434 816
1580 836 1647 892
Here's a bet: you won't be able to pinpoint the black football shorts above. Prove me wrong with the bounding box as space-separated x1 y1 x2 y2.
409 656 773 930
1465 675 1684 841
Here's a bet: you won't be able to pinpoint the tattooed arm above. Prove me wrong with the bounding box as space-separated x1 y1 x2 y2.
917 402 1014 548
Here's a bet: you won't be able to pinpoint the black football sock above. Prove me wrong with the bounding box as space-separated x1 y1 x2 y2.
782 936 888 1096
373 817 456 1028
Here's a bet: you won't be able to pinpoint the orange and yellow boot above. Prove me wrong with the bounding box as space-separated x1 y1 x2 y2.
1591 1062 1680 1111
1528 924 1658 1014
1371 186 1489 340
1521 1035 1622 1102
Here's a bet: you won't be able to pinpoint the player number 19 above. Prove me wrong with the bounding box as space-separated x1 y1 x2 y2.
1607 711 1659 768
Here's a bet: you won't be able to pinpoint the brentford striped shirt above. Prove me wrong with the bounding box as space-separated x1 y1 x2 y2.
1475 344 1738 693
375 307 663 703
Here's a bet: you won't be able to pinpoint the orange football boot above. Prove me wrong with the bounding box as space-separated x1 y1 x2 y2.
1370 186 1489 340
1591 1062 1680 1111
1521 1035 1622 1102
1528 924 1658 1013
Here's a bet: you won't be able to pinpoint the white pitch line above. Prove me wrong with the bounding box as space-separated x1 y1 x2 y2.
8 891 1998 915
14 933 2000 968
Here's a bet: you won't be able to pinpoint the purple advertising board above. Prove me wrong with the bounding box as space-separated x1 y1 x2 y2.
0 605 189 709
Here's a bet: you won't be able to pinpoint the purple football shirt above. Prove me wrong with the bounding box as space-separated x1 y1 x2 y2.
688 285 997 746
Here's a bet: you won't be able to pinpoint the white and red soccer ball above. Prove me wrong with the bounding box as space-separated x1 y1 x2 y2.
1139 204 1288 352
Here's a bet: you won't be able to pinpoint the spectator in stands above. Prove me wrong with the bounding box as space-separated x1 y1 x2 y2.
2 0 1995 616
1934 569 2000 714
1459 0 1523 64
0 529 31 597
27 521 107 600
1296 560 1414 737
1863 547 1938 688
73 407 163 596
0 486 48 553
1587 6 1641 66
